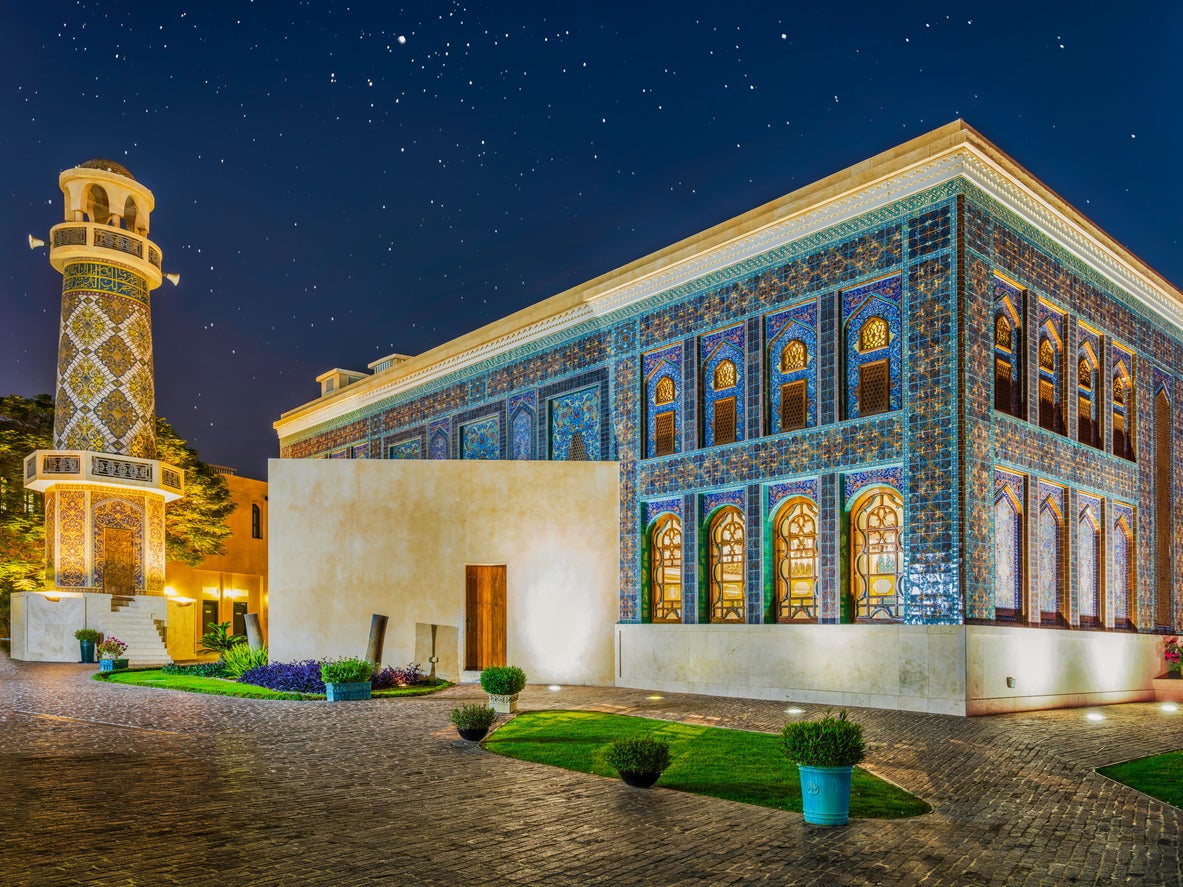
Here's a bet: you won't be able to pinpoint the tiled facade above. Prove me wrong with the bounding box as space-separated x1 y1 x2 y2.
278 128 1181 643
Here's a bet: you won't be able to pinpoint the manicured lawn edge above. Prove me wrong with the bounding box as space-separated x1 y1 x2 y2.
93 669 451 701
483 710 930 818
1096 750 1183 809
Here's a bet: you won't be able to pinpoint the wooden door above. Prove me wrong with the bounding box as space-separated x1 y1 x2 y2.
465 565 506 670
102 528 136 595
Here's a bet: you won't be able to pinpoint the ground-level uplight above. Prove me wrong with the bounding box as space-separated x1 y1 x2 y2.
785 707 805 715
1161 703 1178 713
1085 712 1106 722
646 694 663 701
547 685 562 692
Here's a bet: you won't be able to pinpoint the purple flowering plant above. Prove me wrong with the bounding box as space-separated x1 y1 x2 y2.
239 660 326 693
371 662 425 690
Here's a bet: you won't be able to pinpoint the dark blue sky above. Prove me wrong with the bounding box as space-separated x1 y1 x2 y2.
2 2 1180 478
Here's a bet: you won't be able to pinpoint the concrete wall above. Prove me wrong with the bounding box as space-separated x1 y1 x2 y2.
616 622 1165 715
616 623 969 715
965 624 1160 714
267 459 620 685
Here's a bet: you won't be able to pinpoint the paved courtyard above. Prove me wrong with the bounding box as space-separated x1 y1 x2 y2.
2 651 1180 886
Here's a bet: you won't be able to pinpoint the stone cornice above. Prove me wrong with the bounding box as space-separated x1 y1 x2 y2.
275 132 1183 442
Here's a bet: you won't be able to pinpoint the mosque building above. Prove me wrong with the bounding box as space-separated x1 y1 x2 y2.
273 121 1181 714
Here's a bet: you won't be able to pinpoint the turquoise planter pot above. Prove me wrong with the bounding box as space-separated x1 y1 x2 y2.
798 765 854 826
79 640 95 664
325 681 372 701
99 658 129 672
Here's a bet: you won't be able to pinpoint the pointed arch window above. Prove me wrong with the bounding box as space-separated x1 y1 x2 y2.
993 284 1025 419
655 375 675 405
993 484 1024 620
708 506 746 623
1038 497 1065 625
251 504 262 539
773 497 817 622
859 317 889 353
781 340 807 372
1038 334 1062 434
1113 512 1136 630
649 514 683 623
713 359 737 390
1111 371 1138 461
1078 354 1099 448
1077 504 1100 627
850 487 903 621
1155 389 1172 629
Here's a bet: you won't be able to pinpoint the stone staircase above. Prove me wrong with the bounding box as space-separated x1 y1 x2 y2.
103 597 172 667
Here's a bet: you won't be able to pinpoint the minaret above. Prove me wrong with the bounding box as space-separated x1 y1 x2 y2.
18 160 183 661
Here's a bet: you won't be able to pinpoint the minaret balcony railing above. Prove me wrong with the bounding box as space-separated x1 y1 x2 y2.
23 449 184 501
48 222 163 287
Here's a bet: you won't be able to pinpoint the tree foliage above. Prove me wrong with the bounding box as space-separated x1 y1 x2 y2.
0 394 235 628
155 418 234 566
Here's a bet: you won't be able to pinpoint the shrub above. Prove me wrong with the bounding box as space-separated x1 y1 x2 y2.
240 660 324 693
605 736 671 774
450 703 497 730
74 628 101 642
222 644 269 679
372 662 424 689
96 637 128 659
781 710 865 768
197 621 247 656
163 661 229 678
480 665 526 696
321 657 374 684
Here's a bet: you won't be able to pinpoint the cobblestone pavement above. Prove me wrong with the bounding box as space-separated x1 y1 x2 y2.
2 651 1181 886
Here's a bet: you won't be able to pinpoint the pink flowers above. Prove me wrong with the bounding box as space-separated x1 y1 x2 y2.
1164 637 1182 674
97 637 128 659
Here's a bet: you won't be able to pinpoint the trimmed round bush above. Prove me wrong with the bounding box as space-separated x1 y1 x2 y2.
605 736 671 774
450 703 497 730
479 665 526 696
781 710 865 767
320 657 374 684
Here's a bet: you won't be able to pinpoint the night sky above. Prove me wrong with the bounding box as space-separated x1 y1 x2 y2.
2 3 1181 479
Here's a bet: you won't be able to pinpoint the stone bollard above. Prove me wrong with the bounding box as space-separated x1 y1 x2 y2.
244 613 265 650
365 614 389 668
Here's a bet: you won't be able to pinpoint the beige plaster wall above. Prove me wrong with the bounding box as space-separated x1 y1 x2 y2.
965 625 1160 714
616 623 969 715
267 459 620 685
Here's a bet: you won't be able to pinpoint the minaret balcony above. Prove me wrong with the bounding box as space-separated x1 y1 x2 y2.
24 450 184 501
48 222 163 288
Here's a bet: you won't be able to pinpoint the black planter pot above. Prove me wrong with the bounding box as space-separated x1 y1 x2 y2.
457 726 489 742
79 640 95 664
618 770 661 788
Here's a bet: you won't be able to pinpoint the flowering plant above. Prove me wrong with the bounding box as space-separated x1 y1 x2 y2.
1164 637 1182 676
96 637 128 660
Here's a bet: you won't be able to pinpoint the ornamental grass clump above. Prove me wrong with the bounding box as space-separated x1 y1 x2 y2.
239 660 325 693
222 644 269 679
780 710 866 768
605 736 672 776
479 665 526 696
320 657 374 685
450 703 497 731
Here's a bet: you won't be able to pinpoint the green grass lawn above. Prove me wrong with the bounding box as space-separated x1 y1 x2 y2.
484 710 930 818
1097 751 1183 808
93 669 450 701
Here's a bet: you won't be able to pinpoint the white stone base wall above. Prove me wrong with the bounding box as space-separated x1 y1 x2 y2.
964 624 1159 714
616 623 1165 716
10 592 112 662
615 623 969 715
